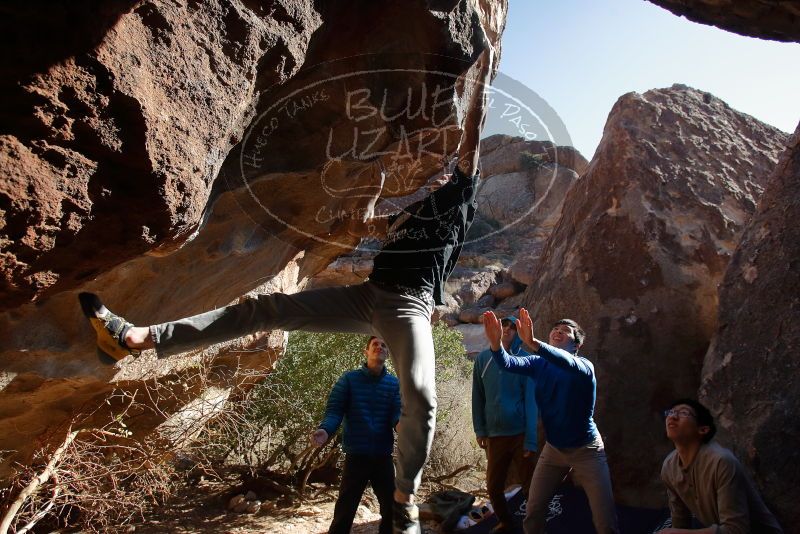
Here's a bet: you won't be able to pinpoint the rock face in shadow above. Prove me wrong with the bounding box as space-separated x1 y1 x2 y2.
647 0 800 42
0 0 323 309
699 123 800 528
521 85 787 506
0 0 508 477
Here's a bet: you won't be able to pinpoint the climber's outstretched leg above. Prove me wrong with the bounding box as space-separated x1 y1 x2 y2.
80 283 376 360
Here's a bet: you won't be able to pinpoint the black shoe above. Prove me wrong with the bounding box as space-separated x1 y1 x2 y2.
489 522 516 534
393 501 421 534
79 292 140 361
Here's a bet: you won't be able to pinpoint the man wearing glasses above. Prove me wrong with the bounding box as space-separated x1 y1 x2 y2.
658 399 783 534
482 308 619 534
472 316 537 533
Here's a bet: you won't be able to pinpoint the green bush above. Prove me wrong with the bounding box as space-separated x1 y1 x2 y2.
248 331 374 463
211 324 479 483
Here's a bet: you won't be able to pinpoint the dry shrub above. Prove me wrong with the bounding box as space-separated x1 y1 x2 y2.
425 324 484 483
0 324 479 532
0 355 261 533
426 372 484 481
198 325 479 486
0 388 178 534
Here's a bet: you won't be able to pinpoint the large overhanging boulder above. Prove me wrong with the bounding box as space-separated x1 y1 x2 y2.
0 0 321 309
521 85 787 506
699 123 800 528
647 0 800 42
0 0 508 478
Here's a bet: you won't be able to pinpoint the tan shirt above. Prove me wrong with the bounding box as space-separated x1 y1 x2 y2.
660 442 782 534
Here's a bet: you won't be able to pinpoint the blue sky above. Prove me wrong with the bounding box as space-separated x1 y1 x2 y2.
497 0 800 159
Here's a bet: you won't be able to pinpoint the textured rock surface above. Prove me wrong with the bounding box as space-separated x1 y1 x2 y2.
0 0 508 477
0 0 322 309
699 123 800 528
648 0 800 42
464 135 585 267
309 134 585 323
306 255 374 289
521 85 787 506
454 323 487 356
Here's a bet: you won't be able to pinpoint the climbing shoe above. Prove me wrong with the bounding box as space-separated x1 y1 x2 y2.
78 292 140 361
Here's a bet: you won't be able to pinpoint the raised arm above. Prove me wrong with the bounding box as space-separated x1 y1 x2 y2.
456 37 493 177
483 311 542 377
533 342 594 375
425 42 493 212
517 308 593 376
345 160 391 239
348 35 493 238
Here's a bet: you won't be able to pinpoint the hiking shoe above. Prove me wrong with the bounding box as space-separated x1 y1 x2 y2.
393 501 421 534
79 292 140 361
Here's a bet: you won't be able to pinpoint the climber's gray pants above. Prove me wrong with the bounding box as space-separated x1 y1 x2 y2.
150 281 436 496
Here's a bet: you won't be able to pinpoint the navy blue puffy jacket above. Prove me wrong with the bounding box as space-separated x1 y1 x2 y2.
318 365 401 456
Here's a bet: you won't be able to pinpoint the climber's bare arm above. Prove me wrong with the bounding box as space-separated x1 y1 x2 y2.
456 40 494 177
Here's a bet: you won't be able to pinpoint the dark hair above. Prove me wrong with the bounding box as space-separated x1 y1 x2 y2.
366 335 379 349
669 398 717 443
554 319 585 347
501 317 517 329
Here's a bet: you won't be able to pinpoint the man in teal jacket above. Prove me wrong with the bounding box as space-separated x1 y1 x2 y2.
311 336 401 534
472 316 538 533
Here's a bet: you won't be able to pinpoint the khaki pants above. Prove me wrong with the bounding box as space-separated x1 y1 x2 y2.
485 434 536 527
524 436 619 534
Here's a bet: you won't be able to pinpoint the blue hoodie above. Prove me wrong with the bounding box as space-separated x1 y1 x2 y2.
472 319 538 451
490 341 599 449
319 364 401 456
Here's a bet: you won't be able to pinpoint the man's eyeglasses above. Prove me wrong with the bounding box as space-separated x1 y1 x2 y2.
663 409 695 419
501 321 516 329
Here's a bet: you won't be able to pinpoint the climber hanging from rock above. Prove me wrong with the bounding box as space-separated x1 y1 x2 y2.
79 33 494 534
